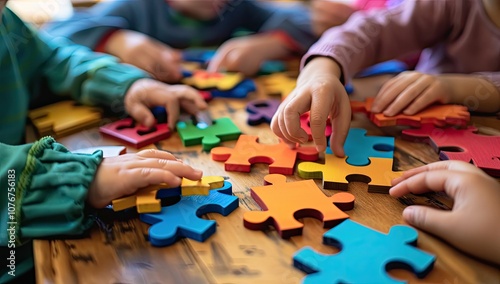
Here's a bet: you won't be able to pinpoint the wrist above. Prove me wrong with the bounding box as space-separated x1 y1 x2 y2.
306 56 343 79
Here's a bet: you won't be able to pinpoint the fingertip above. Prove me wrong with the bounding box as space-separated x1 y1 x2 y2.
402 206 416 224
316 144 326 153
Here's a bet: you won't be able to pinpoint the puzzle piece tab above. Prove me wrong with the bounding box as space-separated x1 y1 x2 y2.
99 118 171 148
211 135 319 175
182 70 243 91
351 98 470 127
140 181 238 246
298 152 403 193
176 117 242 151
28 100 101 137
293 219 436 284
112 176 224 213
246 99 281 125
402 125 500 176
244 174 354 238
326 128 394 166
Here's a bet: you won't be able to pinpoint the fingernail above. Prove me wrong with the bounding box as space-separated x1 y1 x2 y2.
403 207 415 223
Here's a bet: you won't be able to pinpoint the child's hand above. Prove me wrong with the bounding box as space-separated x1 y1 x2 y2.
371 71 452 116
270 57 351 156
311 0 356 36
105 29 183 82
87 149 203 208
390 161 500 265
207 34 289 76
125 78 208 130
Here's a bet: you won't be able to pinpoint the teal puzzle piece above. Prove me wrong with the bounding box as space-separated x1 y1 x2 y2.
140 181 238 247
176 117 241 151
327 128 395 166
293 219 436 284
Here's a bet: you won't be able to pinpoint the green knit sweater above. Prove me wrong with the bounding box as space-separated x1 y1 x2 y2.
0 8 148 282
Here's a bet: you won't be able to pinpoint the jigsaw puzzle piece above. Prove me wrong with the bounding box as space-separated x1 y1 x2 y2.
258 73 296 99
99 118 171 148
300 112 333 141
176 117 241 151
293 219 436 283
28 100 102 137
402 125 500 176
211 135 319 175
355 60 407 78
243 174 354 238
350 98 470 127
210 78 256 98
182 70 243 91
298 152 403 193
326 128 394 166
140 181 238 246
246 99 281 125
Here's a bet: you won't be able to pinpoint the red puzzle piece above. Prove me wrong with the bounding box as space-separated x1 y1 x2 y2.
351 98 470 127
100 118 171 148
211 135 319 175
402 125 500 176
244 174 355 238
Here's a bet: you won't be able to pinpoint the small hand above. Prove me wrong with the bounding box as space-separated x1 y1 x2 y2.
390 160 500 265
125 78 208 130
270 57 351 156
105 29 183 82
207 34 289 76
88 149 203 208
371 71 452 116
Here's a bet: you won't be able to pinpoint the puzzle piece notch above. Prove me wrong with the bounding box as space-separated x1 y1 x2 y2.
211 135 319 175
140 181 238 246
28 100 102 137
326 128 394 166
176 117 242 151
244 174 354 238
182 70 244 91
300 112 333 141
298 152 403 193
246 99 281 125
293 219 436 284
402 125 500 176
350 98 470 128
99 118 171 148
112 176 224 213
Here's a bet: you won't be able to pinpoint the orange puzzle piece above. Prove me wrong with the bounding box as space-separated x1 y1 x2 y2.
298 155 404 193
350 98 470 127
211 135 319 175
28 100 102 137
182 70 243 91
112 176 225 213
243 174 355 238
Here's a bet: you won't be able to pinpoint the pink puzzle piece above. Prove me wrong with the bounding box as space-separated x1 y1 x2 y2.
403 125 500 177
244 174 355 238
351 98 470 128
100 118 171 148
300 112 332 141
211 135 319 175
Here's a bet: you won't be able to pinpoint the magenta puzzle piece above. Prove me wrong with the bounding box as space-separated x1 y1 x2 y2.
100 118 171 148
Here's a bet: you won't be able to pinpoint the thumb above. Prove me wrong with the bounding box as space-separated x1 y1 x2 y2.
128 103 155 128
402 206 454 239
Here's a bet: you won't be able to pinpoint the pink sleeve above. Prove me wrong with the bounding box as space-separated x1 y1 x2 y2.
354 0 389 11
302 0 455 83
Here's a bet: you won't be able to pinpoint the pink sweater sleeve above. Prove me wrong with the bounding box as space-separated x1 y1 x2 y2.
303 0 455 82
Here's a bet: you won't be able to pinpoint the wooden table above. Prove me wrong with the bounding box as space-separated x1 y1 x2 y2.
32 75 500 284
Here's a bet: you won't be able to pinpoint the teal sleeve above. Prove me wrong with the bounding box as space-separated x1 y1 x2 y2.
0 137 103 282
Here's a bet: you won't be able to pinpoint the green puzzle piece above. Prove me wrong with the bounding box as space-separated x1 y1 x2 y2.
176 117 242 151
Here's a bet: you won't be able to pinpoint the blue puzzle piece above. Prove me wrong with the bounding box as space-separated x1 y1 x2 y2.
259 60 286 75
355 60 407 78
293 219 436 284
327 128 394 166
140 181 238 246
182 49 216 64
210 78 256 99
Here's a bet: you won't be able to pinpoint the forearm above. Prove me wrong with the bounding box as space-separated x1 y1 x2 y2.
440 74 500 113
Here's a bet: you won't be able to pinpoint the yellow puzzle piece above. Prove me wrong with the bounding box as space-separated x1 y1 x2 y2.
182 70 243 91
298 156 403 194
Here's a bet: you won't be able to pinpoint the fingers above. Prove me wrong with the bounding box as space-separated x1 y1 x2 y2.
127 100 156 127
136 149 178 161
274 89 311 146
207 48 227 73
309 91 331 152
328 88 351 157
125 163 202 190
403 82 442 115
383 75 433 116
372 72 417 114
401 205 455 242
389 169 467 199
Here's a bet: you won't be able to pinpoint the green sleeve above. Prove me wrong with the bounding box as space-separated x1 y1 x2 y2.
0 137 103 282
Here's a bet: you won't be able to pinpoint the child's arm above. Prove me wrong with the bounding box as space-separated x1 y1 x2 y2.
390 161 500 265
371 72 500 115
